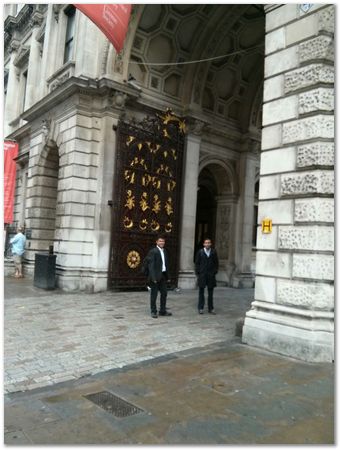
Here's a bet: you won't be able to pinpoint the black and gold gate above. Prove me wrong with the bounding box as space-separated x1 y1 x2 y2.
109 110 185 289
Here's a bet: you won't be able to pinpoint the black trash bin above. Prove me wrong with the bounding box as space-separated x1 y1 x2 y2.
34 253 56 289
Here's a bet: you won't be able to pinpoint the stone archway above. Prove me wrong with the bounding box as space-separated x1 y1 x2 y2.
195 160 239 285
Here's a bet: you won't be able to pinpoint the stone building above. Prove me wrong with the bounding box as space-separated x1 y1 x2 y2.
3 4 334 362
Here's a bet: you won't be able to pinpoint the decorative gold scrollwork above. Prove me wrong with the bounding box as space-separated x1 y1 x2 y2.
140 192 149 211
167 180 176 191
139 219 148 231
125 190 135 210
126 250 141 269
158 108 186 134
130 157 148 170
152 194 161 214
124 170 135 184
142 173 161 188
171 149 177 160
165 197 173 216
156 164 173 178
146 142 160 154
123 216 134 229
126 136 135 146
165 222 173 233
151 219 160 231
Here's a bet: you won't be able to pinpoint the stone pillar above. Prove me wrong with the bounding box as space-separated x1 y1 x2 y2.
4 41 20 137
25 22 42 109
214 194 237 285
233 150 258 288
178 120 204 289
242 4 334 362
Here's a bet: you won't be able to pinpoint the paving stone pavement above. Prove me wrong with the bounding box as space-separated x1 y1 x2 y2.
4 278 253 393
4 341 334 444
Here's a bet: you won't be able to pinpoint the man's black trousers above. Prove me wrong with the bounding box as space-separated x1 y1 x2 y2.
150 273 167 314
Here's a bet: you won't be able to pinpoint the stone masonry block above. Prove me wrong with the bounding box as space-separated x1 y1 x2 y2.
256 227 278 251
284 64 334 94
54 240 93 256
258 175 280 200
56 253 94 269
58 177 97 192
260 147 296 175
299 88 334 114
280 170 334 196
263 75 284 102
27 176 58 189
265 46 299 78
56 203 96 217
258 199 294 224
295 198 334 223
266 4 298 32
299 35 334 63
265 27 286 54
278 226 334 251
255 276 276 303
256 251 291 278
297 142 334 168
262 124 282 150
286 13 318 46
293 254 334 281
58 216 94 230
262 96 298 126
54 228 94 243
60 151 98 168
318 5 335 34
57 190 97 205
277 279 334 310
282 115 334 144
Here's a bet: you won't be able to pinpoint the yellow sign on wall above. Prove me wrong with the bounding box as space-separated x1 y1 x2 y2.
261 218 272 234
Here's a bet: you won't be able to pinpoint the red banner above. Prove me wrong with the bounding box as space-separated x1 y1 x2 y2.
4 141 18 224
74 4 132 53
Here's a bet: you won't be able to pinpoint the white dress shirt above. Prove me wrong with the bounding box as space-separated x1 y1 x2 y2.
204 248 211 257
157 246 167 272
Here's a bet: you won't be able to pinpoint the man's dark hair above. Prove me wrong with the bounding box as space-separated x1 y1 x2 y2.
203 237 212 242
156 235 166 241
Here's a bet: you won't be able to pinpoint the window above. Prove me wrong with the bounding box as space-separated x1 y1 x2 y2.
22 70 28 112
63 6 76 63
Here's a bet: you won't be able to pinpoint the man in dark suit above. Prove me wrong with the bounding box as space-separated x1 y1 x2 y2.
146 236 172 318
195 238 219 314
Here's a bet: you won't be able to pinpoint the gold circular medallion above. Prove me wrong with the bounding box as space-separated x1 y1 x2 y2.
127 250 141 269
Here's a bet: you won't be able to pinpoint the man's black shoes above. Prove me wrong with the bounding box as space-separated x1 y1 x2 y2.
209 309 216 315
159 311 172 316
151 312 158 318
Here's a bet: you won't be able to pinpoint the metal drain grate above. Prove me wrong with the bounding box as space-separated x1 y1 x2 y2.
84 391 144 417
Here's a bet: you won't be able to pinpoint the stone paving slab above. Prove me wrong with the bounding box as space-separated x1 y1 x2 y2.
4 278 252 393
4 341 334 445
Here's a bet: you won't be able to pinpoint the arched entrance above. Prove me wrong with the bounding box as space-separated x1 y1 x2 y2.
194 168 217 258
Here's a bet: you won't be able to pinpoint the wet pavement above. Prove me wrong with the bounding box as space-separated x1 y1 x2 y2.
4 277 334 444
4 277 252 393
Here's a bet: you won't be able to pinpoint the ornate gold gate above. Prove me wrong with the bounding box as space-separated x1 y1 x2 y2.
109 110 185 289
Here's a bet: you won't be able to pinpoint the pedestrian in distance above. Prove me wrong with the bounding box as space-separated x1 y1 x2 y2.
195 238 219 314
10 226 26 278
144 236 172 318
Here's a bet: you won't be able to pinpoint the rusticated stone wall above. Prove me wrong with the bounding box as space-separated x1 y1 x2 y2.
243 4 334 362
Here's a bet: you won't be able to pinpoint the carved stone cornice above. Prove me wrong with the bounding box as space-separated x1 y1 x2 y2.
13 45 30 68
184 116 209 136
4 4 47 55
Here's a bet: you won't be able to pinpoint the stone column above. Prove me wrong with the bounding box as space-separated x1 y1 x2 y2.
233 150 258 288
242 4 334 362
178 120 204 289
4 41 20 137
214 194 237 285
25 20 42 109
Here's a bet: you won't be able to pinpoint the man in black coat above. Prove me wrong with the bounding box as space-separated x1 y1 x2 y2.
195 238 219 314
146 236 172 318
